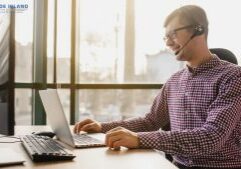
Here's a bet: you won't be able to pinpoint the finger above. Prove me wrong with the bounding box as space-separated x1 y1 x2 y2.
74 122 82 133
106 128 125 138
112 140 122 149
106 133 122 147
106 130 122 144
74 123 82 133
106 126 124 134
109 147 121 151
75 119 92 133
81 123 95 132
106 129 125 139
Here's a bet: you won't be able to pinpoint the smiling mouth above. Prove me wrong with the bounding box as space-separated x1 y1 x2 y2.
172 47 180 53
173 44 182 51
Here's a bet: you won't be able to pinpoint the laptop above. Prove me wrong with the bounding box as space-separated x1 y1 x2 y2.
39 89 106 148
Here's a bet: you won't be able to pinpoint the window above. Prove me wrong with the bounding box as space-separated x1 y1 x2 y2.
47 0 71 83
15 0 33 83
14 0 34 125
77 0 125 83
15 89 32 125
76 89 159 122
13 1 241 125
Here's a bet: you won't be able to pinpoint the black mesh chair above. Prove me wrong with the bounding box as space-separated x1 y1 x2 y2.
164 48 238 162
210 48 238 65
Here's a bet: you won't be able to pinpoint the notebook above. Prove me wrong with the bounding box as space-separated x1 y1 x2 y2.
0 148 25 166
39 89 105 148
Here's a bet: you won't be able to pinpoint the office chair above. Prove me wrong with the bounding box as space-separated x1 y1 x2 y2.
164 48 238 162
210 48 238 65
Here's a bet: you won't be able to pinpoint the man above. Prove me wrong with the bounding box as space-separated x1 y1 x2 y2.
74 5 241 169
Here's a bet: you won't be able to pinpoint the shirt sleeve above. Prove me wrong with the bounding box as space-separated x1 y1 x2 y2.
101 85 170 133
138 72 241 157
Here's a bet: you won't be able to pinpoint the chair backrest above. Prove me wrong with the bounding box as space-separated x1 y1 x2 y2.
210 48 238 65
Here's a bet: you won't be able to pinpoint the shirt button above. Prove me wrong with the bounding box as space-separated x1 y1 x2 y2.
185 92 189 96
185 110 189 114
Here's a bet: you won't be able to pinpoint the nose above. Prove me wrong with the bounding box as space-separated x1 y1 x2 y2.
165 38 175 48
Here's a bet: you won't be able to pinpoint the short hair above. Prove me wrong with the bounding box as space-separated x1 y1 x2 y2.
164 5 209 38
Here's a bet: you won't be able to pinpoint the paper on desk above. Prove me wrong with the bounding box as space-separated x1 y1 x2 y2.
0 148 25 166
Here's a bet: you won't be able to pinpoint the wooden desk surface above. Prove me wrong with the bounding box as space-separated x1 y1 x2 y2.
0 126 178 169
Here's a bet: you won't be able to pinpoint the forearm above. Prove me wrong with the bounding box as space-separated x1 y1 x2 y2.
101 116 164 133
138 107 241 157
137 127 225 156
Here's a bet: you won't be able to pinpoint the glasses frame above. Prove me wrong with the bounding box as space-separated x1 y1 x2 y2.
163 25 194 42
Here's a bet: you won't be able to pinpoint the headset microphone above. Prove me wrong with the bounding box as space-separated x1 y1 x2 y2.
174 25 204 55
174 35 194 55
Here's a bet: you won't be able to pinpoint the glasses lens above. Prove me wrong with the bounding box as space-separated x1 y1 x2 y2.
163 31 176 42
163 25 193 42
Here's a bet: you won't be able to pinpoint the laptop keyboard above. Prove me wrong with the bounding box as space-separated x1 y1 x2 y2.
73 134 105 147
21 135 76 162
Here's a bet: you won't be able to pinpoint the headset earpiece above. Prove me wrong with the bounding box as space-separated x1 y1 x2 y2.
193 25 205 36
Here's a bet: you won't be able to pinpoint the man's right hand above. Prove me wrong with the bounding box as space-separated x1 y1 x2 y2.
73 118 102 134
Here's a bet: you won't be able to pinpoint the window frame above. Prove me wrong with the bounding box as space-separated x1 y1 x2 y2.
15 0 163 125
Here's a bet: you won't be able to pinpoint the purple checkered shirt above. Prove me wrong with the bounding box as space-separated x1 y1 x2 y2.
101 55 241 168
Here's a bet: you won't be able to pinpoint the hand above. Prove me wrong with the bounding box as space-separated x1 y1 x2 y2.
105 127 139 149
73 118 102 133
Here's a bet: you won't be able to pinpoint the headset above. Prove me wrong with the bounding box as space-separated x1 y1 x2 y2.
193 24 205 36
175 24 205 55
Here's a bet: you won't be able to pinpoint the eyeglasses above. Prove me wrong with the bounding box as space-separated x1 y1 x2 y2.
163 25 194 42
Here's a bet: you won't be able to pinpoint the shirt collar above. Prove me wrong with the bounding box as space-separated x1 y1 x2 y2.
186 54 220 75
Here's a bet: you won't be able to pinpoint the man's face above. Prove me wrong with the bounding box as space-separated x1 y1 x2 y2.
164 18 194 61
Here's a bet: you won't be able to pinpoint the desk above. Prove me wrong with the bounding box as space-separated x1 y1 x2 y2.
0 126 178 169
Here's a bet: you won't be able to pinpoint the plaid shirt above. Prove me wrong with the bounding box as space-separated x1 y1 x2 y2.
101 55 241 168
